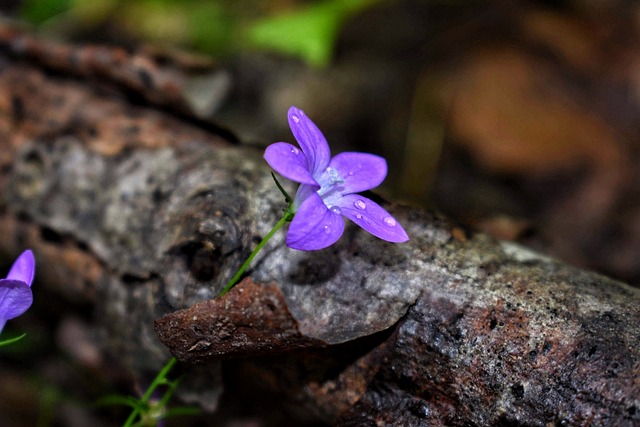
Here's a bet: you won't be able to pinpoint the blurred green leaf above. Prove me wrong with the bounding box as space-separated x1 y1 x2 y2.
20 0 73 24
246 0 382 67
188 3 236 54
17 0 383 64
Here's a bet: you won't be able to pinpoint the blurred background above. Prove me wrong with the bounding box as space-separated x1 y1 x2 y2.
1 0 640 425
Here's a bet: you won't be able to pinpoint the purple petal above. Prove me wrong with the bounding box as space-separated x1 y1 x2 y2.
287 192 345 250
6 250 35 287
288 106 331 178
292 183 319 209
0 279 33 320
338 194 409 243
328 152 387 194
264 142 318 186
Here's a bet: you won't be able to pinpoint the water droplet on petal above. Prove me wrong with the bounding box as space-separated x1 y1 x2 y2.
323 225 331 234
383 216 397 227
330 206 342 215
354 200 366 210
356 214 362 219
291 147 299 154
291 114 300 123
348 171 354 176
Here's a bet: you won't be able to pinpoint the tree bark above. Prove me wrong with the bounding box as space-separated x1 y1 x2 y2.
0 28 637 426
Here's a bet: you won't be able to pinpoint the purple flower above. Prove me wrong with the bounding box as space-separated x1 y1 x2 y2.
0 250 35 333
264 106 409 250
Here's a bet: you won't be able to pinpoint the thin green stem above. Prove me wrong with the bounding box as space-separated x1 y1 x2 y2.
122 192 295 426
271 172 293 204
0 332 26 347
218 212 292 297
123 357 178 427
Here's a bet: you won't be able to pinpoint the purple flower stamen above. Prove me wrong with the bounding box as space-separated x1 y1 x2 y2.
0 250 35 333
264 106 409 251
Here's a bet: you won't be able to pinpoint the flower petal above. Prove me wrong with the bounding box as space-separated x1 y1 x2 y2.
288 106 331 178
328 152 387 194
338 194 409 243
6 250 35 287
286 192 345 250
292 183 319 210
264 142 318 186
0 279 33 320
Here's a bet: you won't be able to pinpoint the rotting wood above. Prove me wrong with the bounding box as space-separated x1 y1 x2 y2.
0 28 637 425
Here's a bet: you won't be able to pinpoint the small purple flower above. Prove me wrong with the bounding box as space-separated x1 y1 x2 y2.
0 250 35 333
264 106 409 250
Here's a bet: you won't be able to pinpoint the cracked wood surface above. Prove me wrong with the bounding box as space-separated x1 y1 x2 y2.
0 28 638 426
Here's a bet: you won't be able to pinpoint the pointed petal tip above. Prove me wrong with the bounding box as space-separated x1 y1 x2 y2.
286 220 344 251
284 105 332 176
389 227 410 243
288 106 306 126
371 219 410 244
19 249 35 268
264 142 318 185
337 194 410 244
382 218 410 243
285 237 324 251
20 249 34 262
6 249 35 287
285 234 338 251
288 105 304 116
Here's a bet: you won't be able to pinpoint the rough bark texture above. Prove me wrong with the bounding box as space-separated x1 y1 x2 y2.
155 279 328 361
0 28 638 426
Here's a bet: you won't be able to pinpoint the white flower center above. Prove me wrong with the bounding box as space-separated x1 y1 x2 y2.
316 167 345 210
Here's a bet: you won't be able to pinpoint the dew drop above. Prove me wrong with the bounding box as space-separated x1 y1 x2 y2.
356 214 362 219
383 216 397 227
348 171 354 176
291 114 300 123
323 225 331 234
354 199 366 210
291 147 299 155
330 206 342 214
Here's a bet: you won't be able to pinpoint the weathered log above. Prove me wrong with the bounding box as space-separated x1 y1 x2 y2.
0 28 637 426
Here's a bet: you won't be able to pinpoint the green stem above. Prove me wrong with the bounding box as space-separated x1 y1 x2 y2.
123 357 178 427
122 198 294 426
0 332 26 347
218 212 291 297
271 172 293 204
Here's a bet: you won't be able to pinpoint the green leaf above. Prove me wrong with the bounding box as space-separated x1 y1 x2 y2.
0 333 27 347
19 0 73 24
271 172 294 204
245 0 381 67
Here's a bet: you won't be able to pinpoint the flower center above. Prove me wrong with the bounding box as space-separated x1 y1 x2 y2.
316 167 345 209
